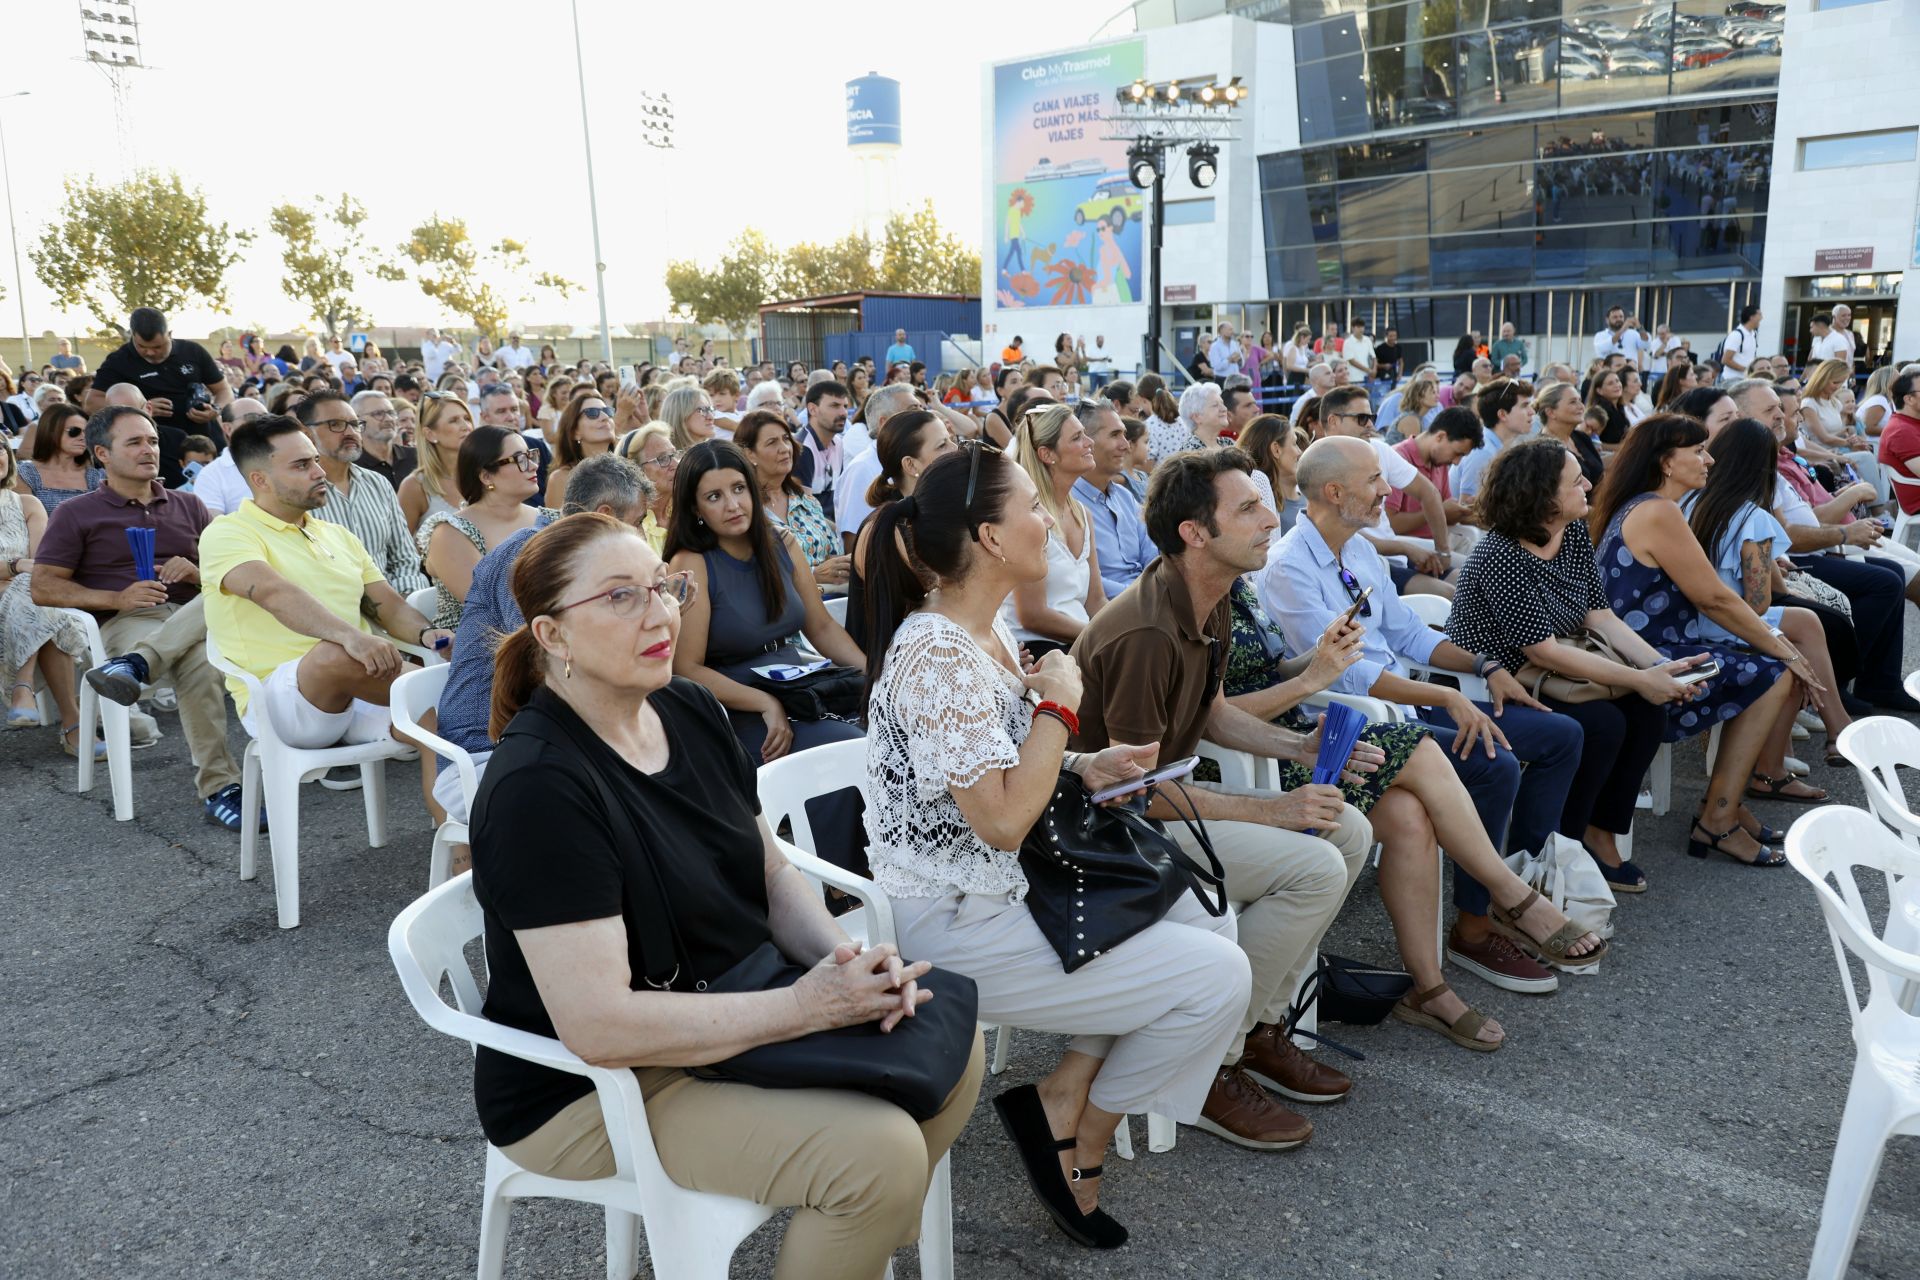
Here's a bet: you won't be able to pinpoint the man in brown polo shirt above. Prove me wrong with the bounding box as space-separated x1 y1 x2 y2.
1071 447 1376 1152
33 404 249 830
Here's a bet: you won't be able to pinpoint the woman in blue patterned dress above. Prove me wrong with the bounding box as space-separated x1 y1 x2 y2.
1588 414 1821 866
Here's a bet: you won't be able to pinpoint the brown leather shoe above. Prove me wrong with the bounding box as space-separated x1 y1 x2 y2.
1193 1065 1312 1150
1241 1023 1352 1105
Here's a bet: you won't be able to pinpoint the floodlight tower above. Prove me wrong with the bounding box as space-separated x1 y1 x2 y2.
78 0 147 169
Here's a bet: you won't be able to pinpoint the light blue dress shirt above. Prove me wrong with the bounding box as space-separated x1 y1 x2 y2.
1072 476 1154 597
1259 515 1443 696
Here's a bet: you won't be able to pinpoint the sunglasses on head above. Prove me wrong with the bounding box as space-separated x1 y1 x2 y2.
961 439 1003 541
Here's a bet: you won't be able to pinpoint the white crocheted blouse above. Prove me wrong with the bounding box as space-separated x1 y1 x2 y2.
865 610 1036 901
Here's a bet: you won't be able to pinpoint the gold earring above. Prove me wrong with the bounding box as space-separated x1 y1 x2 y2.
564 657 573 679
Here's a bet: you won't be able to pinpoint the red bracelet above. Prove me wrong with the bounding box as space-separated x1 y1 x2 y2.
1033 700 1080 736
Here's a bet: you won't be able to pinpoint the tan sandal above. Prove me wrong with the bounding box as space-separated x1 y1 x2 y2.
1390 982 1501 1053
1489 888 1609 970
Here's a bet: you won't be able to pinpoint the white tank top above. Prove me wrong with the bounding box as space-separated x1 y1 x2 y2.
1000 506 1091 643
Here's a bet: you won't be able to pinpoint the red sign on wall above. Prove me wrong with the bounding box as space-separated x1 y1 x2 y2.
1163 284 1197 303
1814 247 1874 272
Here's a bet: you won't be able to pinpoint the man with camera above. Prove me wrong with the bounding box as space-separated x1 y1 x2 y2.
86 307 234 488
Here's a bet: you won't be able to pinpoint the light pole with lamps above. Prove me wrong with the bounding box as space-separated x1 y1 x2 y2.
1104 77 1244 378
0 91 30 370
568 0 613 366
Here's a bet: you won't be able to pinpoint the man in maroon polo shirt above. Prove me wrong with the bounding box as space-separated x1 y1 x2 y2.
32 404 249 830
1878 369 1920 518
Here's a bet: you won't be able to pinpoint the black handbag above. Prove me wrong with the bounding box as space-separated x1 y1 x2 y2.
1018 773 1228 974
746 663 866 723
1281 954 1415 1062
508 706 977 1122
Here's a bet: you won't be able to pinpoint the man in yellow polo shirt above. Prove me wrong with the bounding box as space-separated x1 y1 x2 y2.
200 415 452 750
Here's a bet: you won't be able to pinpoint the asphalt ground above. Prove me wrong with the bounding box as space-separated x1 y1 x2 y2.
5 618 1920 1280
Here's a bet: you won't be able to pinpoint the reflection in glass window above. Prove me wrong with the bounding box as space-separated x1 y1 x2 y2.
1432 232 1535 286
1296 52 1372 143
1799 129 1919 171
1457 22 1559 119
1340 174 1431 243
1670 0 1782 96
1538 223 1652 283
1430 162 1536 235
1343 235 1433 293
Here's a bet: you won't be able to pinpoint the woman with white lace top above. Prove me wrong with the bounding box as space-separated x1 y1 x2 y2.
1001 404 1106 657
861 442 1250 1252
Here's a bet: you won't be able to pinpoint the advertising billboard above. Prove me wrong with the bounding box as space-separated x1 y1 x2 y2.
992 40 1145 310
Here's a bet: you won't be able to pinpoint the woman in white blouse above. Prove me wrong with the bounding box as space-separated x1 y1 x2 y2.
1002 404 1106 655
1799 358 1882 498
1280 325 1314 379
860 442 1249 1250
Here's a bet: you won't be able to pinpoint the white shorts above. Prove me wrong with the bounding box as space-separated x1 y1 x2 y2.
242 657 392 750
431 748 493 825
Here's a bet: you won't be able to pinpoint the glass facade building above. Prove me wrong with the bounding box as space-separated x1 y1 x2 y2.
1249 0 1786 335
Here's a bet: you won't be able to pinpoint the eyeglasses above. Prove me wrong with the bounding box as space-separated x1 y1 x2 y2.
552 571 696 618
579 405 614 420
362 408 398 422
962 439 1002 541
640 448 681 470
1336 566 1373 617
484 451 538 474
312 418 362 435
691 405 716 418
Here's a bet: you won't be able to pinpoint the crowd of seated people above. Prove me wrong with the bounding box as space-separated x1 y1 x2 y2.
12 311 1920 1276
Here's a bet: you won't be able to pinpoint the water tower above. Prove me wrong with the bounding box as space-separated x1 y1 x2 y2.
845 74 901 244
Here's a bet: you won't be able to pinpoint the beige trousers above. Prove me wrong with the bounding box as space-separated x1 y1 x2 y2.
500 1033 986 1280
99 596 240 798
1169 802 1373 1058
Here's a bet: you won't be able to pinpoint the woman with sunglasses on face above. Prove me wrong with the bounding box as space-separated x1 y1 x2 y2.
0 441 95 752
17 404 101 513
399 393 475 532
542 392 617 508
417 427 559 632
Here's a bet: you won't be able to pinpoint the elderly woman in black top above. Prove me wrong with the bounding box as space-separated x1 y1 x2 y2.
469 512 983 1280
1448 438 1710 891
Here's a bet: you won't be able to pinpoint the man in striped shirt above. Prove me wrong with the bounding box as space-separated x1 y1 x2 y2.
294 392 428 597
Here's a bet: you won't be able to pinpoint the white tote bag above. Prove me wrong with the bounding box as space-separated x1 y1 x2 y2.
1503 833 1617 974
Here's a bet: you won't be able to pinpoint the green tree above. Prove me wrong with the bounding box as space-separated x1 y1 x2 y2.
29 170 248 335
776 231 876 300
394 215 577 339
268 195 382 340
876 201 981 295
664 229 784 334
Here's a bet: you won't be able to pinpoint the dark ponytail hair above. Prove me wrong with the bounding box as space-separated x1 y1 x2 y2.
489 512 643 738
1587 412 1707 543
865 408 941 507
863 444 1018 697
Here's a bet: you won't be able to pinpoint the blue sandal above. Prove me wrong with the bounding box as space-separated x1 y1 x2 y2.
1587 848 1647 894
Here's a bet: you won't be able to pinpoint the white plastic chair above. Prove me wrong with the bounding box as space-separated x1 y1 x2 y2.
406 585 440 619
823 594 849 627
209 631 438 929
388 664 479 890
1785 806 1920 1280
388 872 960 1280
1905 668 1920 708
58 607 135 821
754 742 1175 1160
1887 472 1920 551
1836 718 1920 853
1395 592 1488 700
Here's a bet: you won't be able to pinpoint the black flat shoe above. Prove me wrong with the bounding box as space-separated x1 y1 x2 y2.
1687 820 1785 867
990 1085 1129 1249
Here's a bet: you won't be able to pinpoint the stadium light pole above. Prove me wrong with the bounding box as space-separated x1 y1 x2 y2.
569 0 613 365
0 92 30 368
1105 77 1244 378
